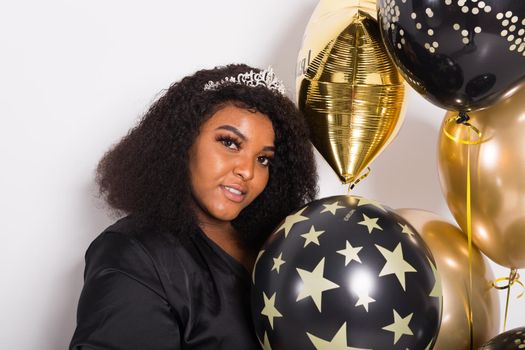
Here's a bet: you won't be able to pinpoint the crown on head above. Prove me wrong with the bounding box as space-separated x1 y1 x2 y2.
203 67 286 95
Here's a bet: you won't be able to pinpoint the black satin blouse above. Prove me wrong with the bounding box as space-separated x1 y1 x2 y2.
70 215 259 350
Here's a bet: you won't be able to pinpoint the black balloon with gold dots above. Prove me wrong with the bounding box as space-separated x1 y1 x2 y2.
251 195 442 350
480 328 525 350
377 0 525 112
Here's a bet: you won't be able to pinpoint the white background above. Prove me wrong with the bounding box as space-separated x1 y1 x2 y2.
1 1 523 349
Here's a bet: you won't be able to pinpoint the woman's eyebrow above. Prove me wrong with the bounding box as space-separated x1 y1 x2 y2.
215 125 275 151
215 125 246 141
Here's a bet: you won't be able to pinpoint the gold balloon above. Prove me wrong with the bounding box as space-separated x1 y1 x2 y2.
296 0 406 184
438 87 525 269
396 209 500 350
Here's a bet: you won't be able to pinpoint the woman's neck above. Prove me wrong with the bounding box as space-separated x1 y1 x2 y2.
198 220 255 272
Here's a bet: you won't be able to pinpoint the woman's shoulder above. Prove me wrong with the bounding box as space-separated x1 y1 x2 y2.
72 216 194 349
86 216 174 268
84 215 194 301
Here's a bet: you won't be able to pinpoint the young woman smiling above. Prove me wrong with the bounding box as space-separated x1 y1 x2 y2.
70 64 318 349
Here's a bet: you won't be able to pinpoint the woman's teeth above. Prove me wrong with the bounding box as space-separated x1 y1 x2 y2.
224 186 243 195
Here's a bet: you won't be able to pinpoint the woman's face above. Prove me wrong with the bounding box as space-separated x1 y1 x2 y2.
189 104 275 225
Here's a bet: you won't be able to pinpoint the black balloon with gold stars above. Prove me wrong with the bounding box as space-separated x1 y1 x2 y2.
251 195 442 349
480 328 525 350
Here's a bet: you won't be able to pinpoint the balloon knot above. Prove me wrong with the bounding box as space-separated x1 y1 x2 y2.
509 269 520 285
492 268 524 296
456 112 470 124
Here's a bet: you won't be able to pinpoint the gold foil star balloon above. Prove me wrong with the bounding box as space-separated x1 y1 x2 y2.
297 0 406 185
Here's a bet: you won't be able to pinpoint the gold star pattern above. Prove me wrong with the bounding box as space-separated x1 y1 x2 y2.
336 241 362 265
271 252 286 274
263 332 272 350
398 223 415 236
382 310 414 345
257 332 272 350
252 249 265 284
275 207 309 238
296 258 340 312
320 201 345 215
376 243 417 291
301 225 325 247
428 258 441 298
428 258 442 301
306 322 370 350
261 292 282 329
355 289 375 312
358 214 383 234
357 197 387 212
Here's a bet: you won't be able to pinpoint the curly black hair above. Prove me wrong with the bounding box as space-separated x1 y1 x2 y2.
96 64 318 251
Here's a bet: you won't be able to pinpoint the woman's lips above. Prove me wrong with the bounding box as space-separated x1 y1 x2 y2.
220 185 246 203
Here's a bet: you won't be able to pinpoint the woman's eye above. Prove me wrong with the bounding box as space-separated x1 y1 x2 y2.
219 138 239 150
258 156 271 166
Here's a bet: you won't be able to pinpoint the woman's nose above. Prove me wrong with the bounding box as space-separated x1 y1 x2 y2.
233 155 255 181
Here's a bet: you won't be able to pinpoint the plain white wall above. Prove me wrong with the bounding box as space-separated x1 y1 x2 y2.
1 1 523 349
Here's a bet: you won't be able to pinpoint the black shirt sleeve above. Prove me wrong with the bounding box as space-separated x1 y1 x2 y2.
70 232 182 350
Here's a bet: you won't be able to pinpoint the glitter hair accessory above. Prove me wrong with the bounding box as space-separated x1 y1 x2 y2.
203 67 286 95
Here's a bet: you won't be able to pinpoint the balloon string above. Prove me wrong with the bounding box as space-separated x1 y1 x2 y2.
466 126 474 350
446 113 524 333
348 167 371 192
492 268 524 331
443 112 482 350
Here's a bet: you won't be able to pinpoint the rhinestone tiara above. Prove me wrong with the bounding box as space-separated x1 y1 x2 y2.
203 66 286 95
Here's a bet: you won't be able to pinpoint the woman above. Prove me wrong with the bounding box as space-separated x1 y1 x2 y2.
70 64 318 349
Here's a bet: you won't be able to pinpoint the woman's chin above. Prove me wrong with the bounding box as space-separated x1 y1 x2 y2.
207 206 243 223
